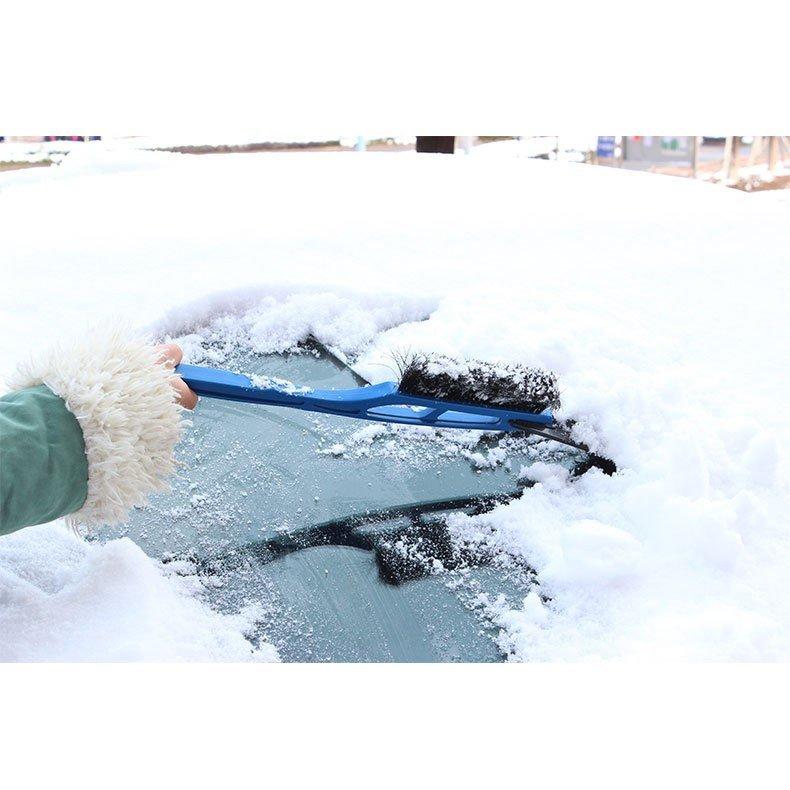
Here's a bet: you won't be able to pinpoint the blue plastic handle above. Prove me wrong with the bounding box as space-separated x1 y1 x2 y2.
175 363 554 432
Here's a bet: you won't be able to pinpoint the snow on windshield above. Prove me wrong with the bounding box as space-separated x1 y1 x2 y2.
0 146 787 661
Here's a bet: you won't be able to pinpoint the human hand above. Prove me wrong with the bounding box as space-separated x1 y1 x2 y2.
155 343 199 410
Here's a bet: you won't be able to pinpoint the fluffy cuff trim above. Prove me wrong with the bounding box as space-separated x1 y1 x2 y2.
10 328 183 528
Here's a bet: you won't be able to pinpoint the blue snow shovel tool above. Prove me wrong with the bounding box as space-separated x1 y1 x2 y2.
175 355 615 474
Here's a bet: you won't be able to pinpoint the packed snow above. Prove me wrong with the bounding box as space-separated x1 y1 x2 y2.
0 523 276 661
1 144 788 661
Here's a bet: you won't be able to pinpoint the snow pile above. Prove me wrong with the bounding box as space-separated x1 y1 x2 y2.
0 524 277 661
1 148 788 661
447 464 784 660
156 286 436 364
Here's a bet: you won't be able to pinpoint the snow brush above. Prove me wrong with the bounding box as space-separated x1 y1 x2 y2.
175 356 615 474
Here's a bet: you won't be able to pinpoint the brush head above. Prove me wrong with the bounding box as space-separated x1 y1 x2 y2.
397 355 560 414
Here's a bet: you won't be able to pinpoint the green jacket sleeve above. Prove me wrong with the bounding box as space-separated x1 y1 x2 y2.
0 385 89 536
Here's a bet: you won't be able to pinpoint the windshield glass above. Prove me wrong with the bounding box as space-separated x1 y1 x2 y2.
106 344 577 661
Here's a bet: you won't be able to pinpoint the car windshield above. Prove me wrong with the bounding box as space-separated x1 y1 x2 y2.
107 342 577 661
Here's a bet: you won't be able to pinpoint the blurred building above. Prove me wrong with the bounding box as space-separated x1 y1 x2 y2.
623 136 692 164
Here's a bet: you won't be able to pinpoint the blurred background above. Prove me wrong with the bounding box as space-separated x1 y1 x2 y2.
2 135 788 193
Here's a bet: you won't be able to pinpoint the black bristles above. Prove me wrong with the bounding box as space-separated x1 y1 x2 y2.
397 354 560 414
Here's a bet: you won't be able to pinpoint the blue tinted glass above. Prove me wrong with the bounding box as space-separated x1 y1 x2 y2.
108 348 574 661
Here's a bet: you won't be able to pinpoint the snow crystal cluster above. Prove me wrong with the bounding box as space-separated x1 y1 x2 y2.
249 373 313 395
